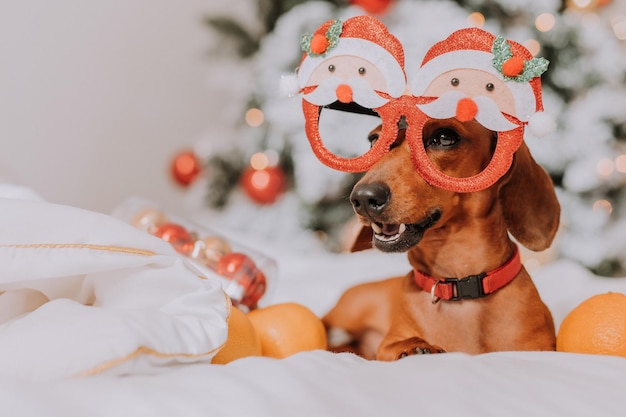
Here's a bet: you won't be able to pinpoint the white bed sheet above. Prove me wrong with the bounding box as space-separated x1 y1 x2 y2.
3 250 626 417
2 188 626 416
2 350 624 417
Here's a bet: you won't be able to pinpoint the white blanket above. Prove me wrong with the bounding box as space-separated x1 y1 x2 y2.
2 186 626 416
2 350 623 416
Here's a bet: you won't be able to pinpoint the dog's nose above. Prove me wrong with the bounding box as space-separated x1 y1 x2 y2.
351 182 390 217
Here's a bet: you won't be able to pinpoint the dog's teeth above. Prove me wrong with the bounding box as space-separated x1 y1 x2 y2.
371 223 383 234
399 224 406 234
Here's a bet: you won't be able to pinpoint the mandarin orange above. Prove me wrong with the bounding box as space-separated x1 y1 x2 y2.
211 305 262 364
557 292 626 357
247 302 327 358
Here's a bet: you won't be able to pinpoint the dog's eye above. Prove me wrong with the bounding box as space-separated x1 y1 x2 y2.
425 128 459 148
368 132 379 147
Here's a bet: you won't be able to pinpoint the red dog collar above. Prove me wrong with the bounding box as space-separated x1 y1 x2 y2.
413 245 521 303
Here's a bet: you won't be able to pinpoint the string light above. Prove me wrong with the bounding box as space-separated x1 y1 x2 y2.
467 12 485 28
611 16 626 40
250 150 280 170
569 0 593 10
615 154 626 173
524 39 541 56
250 170 271 189
593 199 613 214
597 158 615 178
250 152 269 170
245 108 264 127
535 13 556 32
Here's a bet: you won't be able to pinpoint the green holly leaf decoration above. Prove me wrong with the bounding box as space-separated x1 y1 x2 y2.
300 19 343 57
492 35 513 69
519 57 549 82
491 35 549 82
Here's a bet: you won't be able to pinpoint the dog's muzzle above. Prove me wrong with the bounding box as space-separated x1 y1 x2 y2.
350 181 390 218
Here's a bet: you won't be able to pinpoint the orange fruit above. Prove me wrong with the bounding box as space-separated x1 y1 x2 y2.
211 306 262 364
557 292 626 357
247 302 327 358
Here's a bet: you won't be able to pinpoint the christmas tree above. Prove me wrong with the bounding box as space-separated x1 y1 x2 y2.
174 0 626 275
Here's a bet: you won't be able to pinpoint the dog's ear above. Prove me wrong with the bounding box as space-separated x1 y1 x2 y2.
499 141 560 251
350 226 374 252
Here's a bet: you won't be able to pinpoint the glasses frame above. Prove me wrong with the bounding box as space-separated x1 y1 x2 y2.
302 95 524 193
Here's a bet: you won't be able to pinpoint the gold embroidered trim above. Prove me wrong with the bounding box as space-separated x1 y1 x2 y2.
76 345 221 377
0 243 156 257
1 244 231 376
77 292 232 377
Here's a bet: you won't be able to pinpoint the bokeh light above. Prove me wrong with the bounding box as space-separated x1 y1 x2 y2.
250 152 269 170
245 108 264 127
524 39 541 56
535 13 556 32
612 16 626 40
615 154 626 173
597 158 615 178
593 199 613 214
467 12 485 28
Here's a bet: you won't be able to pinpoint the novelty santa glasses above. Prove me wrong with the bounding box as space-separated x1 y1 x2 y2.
291 16 553 193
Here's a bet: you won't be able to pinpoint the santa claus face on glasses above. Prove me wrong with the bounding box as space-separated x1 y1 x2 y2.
303 55 391 109
293 16 551 193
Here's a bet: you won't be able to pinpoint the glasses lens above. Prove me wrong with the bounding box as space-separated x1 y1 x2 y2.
302 100 402 173
407 116 523 192
318 103 382 160
418 118 495 179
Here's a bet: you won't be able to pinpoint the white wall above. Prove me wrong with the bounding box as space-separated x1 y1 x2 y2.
0 0 244 214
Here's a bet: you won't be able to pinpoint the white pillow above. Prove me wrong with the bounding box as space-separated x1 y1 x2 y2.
0 198 229 381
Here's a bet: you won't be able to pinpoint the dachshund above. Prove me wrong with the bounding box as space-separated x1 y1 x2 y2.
322 118 560 360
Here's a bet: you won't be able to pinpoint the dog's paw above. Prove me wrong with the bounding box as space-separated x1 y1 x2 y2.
397 345 445 359
382 337 445 360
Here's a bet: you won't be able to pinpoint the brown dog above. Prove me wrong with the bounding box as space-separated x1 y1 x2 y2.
323 118 560 360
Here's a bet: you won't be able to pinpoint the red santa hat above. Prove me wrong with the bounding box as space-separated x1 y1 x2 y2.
410 27 555 137
283 16 406 99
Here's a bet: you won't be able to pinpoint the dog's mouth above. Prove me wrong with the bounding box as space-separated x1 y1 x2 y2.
370 209 441 253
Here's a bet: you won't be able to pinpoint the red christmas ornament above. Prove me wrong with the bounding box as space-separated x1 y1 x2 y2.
350 0 394 15
152 223 196 256
240 165 285 205
170 150 201 187
131 208 168 233
240 270 267 310
215 252 259 290
199 235 232 268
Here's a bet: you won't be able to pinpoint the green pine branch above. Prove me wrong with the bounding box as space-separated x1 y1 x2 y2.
204 16 260 58
205 0 346 58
